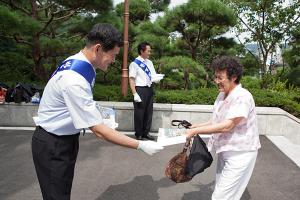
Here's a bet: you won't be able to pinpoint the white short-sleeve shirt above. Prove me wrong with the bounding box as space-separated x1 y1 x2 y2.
33 51 103 135
129 56 157 87
207 84 261 153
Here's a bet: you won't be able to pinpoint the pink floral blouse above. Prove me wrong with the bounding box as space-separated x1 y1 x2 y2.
207 84 261 153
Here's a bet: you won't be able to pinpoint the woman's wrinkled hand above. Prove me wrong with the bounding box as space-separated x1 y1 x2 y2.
185 129 195 140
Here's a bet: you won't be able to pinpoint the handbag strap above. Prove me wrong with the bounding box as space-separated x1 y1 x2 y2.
182 138 191 153
171 120 192 129
171 120 192 153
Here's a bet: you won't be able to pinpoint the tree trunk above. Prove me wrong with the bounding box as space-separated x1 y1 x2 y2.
262 54 268 75
191 48 196 60
31 0 47 81
261 54 269 89
184 70 189 90
32 33 47 80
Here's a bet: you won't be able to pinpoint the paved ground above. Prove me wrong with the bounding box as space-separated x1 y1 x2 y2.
0 130 299 200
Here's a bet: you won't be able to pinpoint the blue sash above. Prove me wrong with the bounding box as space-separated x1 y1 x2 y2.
52 59 96 88
134 59 151 81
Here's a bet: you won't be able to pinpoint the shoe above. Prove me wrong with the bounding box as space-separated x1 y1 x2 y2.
136 136 144 140
143 134 155 141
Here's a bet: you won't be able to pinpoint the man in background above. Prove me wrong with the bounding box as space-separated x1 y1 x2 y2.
129 42 161 141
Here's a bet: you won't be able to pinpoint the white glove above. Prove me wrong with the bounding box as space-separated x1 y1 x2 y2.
133 93 142 102
137 141 164 155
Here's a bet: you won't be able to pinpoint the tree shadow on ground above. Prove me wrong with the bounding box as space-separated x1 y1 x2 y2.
95 175 173 200
181 181 214 200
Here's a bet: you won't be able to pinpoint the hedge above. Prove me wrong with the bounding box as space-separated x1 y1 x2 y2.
93 85 300 118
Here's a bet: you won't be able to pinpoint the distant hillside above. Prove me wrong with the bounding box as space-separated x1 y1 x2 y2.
245 43 289 55
245 43 259 55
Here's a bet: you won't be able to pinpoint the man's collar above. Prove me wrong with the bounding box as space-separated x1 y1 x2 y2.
80 50 96 72
137 55 146 62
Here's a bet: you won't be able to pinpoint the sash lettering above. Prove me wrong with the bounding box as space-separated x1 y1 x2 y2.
52 59 96 88
133 59 151 81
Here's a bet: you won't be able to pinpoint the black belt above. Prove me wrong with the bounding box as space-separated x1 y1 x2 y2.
136 86 152 88
37 126 79 138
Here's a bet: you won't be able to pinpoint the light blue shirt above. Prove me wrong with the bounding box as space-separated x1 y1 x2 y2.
33 52 103 135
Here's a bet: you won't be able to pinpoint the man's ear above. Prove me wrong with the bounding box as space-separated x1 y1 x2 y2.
95 44 102 52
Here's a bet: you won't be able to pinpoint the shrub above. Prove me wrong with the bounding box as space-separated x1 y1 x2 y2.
241 76 261 89
287 66 300 87
93 85 131 102
93 84 300 118
157 56 206 90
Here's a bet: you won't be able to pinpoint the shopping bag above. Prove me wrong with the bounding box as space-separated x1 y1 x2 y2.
165 120 213 183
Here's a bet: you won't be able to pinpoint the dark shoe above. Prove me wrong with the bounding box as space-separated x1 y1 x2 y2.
136 136 144 140
143 134 155 141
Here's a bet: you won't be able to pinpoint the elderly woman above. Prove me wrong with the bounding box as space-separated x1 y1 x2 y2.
185 56 261 200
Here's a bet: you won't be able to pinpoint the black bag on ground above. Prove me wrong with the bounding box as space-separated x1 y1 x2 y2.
0 82 9 89
14 83 33 103
5 87 14 102
4 83 42 103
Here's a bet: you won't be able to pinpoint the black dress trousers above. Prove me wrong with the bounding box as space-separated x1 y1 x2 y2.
133 86 154 138
31 126 79 200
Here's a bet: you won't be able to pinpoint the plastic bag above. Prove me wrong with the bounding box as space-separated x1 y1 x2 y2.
31 92 40 104
96 103 118 129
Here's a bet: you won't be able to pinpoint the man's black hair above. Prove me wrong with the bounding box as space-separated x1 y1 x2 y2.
137 42 151 55
86 23 123 52
211 56 243 84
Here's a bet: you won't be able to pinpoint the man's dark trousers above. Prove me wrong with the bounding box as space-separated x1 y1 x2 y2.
134 86 154 138
32 126 79 200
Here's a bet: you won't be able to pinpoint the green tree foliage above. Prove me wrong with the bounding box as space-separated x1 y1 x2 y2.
0 0 114 81
115 0 151 25
286 67 300 87
0 39 33 83
203 37 245 79
282 26 300 87
225 0 300 76
131 21 170 59
240 53 260 76
115 0 168 65
284 26 300 69
158 56 206 90
148 0 170 13
161 0 236 61
115 0 170 21
241 76 261 89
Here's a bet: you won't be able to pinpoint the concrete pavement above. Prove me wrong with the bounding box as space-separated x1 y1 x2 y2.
0 130 299 200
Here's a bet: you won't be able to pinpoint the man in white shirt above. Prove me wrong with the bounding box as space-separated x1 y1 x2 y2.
129 42 157 140
31 24 163 200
